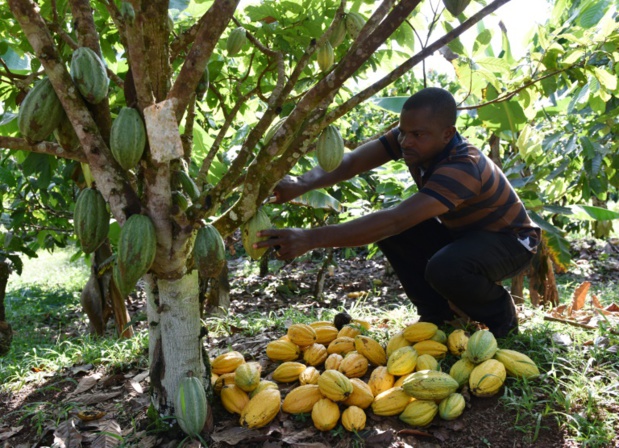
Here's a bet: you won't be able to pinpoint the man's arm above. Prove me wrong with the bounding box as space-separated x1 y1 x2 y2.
257 192 450 259
273 138 392 203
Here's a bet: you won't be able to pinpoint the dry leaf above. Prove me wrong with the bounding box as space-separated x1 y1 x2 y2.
571 281 591 311
592 294 603 309
91 420 122 448
53 418 83 448
69 391 123 405
68 374 102 398
0 425 24 442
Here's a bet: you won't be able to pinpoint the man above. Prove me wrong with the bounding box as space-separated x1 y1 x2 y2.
255 87 540 337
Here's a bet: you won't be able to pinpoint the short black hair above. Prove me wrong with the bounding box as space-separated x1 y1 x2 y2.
402 87 457 127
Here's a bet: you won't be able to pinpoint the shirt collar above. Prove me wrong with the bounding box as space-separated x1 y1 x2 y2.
425 132 462 171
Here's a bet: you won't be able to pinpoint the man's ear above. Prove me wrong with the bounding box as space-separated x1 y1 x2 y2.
443 125 456 142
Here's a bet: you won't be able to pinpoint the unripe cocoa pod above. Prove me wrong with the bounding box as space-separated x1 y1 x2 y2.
345 12 365 39
117 214 157 292
317 41 334 72
227 27 247 56
110 107 147 171
241 209 271 260
330 18 348 47
193 224 226 278
74 188 110 254
316 125 344 172
70 47 109 104
18 77 64 142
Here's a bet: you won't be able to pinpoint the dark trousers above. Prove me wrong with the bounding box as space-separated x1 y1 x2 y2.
377 218 533 335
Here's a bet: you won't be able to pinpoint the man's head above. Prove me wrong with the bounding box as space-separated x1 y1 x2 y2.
397 88 458 167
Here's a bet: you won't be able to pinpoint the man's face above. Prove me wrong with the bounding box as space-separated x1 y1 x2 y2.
397 107 455 167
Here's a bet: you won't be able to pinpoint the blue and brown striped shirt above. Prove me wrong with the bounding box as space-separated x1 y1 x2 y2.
379 130 541 252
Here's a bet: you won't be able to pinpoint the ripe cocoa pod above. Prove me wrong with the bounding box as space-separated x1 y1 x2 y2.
316 125 344 172
241 208 271 260
18 78 64 142
317 41 334 72
70 47 109 104
110 107 147 171
345 11 365 39
227 27 247 56
117 214 157 292
193 224 226 279
74 188 109 254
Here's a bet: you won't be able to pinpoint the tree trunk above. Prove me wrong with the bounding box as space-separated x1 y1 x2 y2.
203 264 231 316
144 271 207 415
0 259 13 356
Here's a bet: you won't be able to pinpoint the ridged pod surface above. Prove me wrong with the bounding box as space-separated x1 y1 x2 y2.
18 78 64 142
213 372 236 395
327 336 355 355
338 352 369 378
493 349 540 379
299 366 321 385
110 107 146 170
387 346 418 376
117 214 157 292
212 351 245 375
469 359 506 397
266 339 300 362
416 354 439 372
345 11 365 39
282 384 324 414
449 357 476 387
227 27 247 56
318 369 353 401
249 380 278 398
316 125 344 172
315 325 339 345
447 329 469 356
272 362 306 383
312 398 340 431
354 335 387 366
343 378 374 409
240 388 281 428
287 323 317 347
430 329 447 344
193 224 226 278
399 400 438 427
402 322 438 342
303 343 328 367
234 362 261 392
402 370 459 401
329 19 348 47
371 387 412 416
221 384 250 415
70 47 109 104
438 392 466 420
338 325 362 339
412 340 448 359
175 375 208 437
368 366 395 396
54 115 80 152
442 0 471 16
466 330 498 364
74 188 109 254
342 406 366 432
386 331 412 358
317 41 334 72
241 209 271 260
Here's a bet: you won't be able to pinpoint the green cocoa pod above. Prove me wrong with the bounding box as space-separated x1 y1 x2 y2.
345 12 365 40
117 214 157 292
175 375 208 437
227 27 247 56
110 107 147 171
195 67 209 100
442 0 471 16
18 77 64 142
317 41 334 72
70 47 109 104
316 125 344 172
193 224 226 278
172 191 190 211
241 209 271 260
329 19 348 47
74 188 110 254
174 170 201 202
113 262 130 297
54 114 80 152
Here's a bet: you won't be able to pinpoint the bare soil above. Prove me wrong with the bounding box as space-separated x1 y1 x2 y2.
2 237 618 448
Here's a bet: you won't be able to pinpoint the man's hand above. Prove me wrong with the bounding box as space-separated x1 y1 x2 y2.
271 176 306 204
254 228 313 259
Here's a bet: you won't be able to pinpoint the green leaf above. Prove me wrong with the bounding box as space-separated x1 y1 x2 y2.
371 96 407 114
476 57 511 76
592 67 617 91
290 190 341 212
577 0 609 28
570 205 619 221
477 84 527 133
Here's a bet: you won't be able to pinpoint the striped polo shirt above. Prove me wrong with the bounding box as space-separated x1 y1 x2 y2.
379 129 541 252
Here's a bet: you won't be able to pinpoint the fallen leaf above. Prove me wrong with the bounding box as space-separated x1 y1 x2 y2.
571 281 590 312
69 391 123 405
91 420 122 448
68 373 102 397
210 427 261 445
53 418 83 448
0 425 24 441
592 294 603 309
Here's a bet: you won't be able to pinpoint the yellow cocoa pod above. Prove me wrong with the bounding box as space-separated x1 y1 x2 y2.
386 331 412 358
415 354 440 372
338 352 369 378
402 322 438 342
312 398 340 431
325 353 344 371
299 366 321 385
240 388 281 428
449 357 476 388
309 320 333 328
210 372 219 387
266 339 300 362
412 340 448 359
213 372 235 395
317 41 334 72
387 346 419 376
393 372 414 388
399 399 438 427
493 349 540 379
354 335 387 366
221 384 250 415
327 336 356 355
282 384 324 414
249 380 278 398
402 370 458 401
343 378 374 409
303 343 328 367
211 351 245 374
447 329 469 356
338 325 362 339
438 392 466 420
351 318 371 331
469 359 506 397
314 325 339 345
368 365 395 396
371 387 412 416
466 330 497 364
318 369 353 402
342 405 366 432
234 362 261 392
272 361 306 383
287 323 317 347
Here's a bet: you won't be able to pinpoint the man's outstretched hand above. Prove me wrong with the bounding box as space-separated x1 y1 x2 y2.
254 228 313 260
271 176 306 204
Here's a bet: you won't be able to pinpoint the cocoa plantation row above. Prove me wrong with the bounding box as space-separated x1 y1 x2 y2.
175 318 540 437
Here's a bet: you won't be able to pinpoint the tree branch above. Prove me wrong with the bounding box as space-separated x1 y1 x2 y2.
0 136 87 162
169 0 240 121
124 0 155 110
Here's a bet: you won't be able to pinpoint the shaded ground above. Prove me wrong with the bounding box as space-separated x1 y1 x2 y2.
2 238 618 447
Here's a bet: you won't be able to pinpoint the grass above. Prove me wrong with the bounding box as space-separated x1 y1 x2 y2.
1 243 619 447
